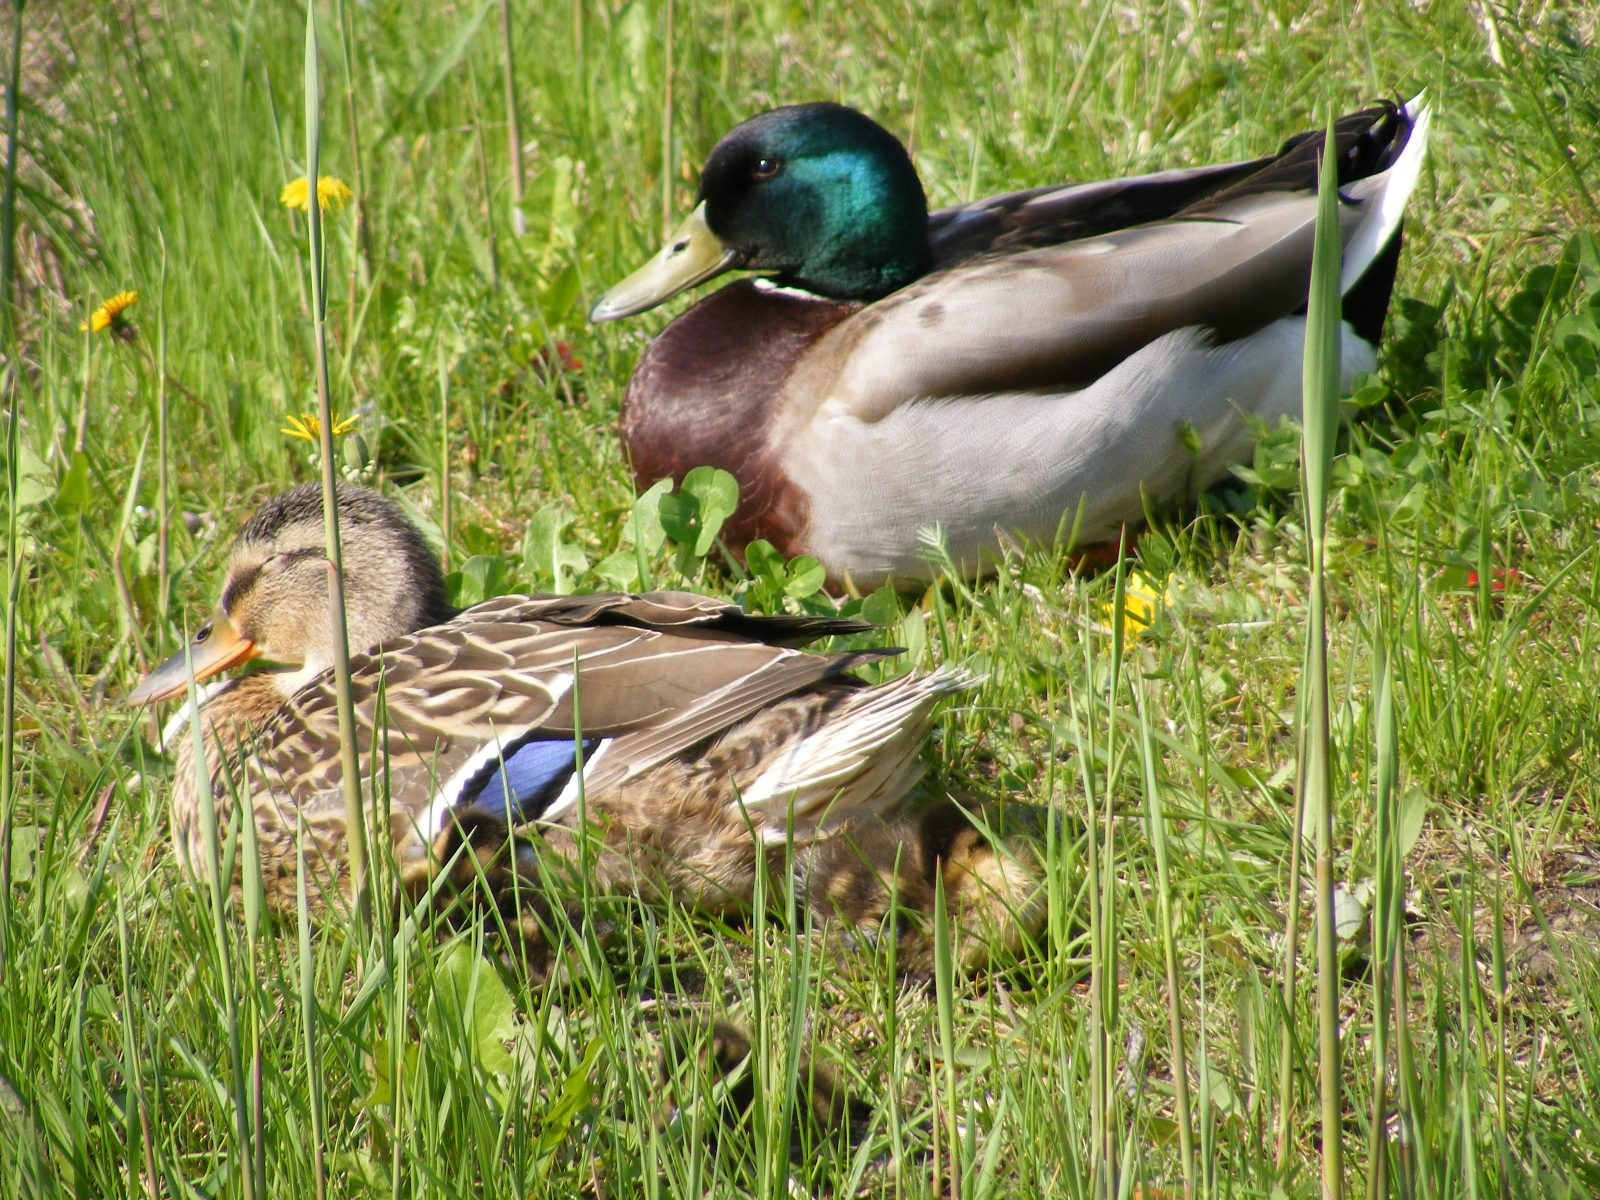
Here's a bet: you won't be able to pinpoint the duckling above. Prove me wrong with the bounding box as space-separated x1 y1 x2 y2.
592 97 1430 586
131 484 1042 969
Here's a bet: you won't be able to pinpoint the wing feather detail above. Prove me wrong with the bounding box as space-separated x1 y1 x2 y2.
236 593 886 825
739 667 976 839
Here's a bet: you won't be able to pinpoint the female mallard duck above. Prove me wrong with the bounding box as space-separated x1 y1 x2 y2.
130 484 1039 967
591 97 1431 587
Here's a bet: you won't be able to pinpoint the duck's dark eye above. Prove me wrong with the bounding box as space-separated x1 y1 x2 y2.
752 157 781 181
194 623 213 644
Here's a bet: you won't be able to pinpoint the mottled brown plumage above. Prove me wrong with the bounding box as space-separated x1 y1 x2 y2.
135 484 1043 972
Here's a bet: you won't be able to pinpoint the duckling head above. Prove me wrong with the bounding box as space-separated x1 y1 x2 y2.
130 483 452 705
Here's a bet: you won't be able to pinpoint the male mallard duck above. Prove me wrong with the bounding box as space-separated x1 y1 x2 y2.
591 97 1431 587
130 484 1039 966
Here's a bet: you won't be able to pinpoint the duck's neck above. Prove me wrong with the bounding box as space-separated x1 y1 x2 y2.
777 154 931 299
274 660 327 700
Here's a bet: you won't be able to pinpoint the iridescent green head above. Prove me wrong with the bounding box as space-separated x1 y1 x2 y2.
591 103 931 321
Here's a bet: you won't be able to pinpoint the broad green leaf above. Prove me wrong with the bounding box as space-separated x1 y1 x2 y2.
897 605 927 663
660 467 739 557
858 586 903 628
538 262 582 328
744 539 784 586
8 826 40 885
782 556 826 599
362 1036 418 1108
523 501 589 594
435 942 518 1082
535 1038 604 1157
625 477 672 555
655 487 694 543
684 464 739 550
1205 1076 1239 1115
538 157 578 277
447 554 511 607
1397 786 1430 859
13 443 54 509
589 550 640 589
681 467 738 525
1332 883 1369 942
56 451 91 515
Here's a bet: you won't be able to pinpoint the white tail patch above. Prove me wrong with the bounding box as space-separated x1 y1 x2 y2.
1341 92 1431 295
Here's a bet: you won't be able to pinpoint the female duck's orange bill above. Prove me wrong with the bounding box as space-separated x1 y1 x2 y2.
129 613 259 705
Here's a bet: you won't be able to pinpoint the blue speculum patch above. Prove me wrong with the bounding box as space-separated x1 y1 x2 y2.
460 736 601 823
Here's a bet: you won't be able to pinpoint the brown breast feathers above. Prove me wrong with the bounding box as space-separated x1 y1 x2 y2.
620 279 857 561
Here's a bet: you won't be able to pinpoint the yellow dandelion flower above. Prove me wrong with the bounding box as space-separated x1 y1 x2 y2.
1099 570 1174 640
79 290 139 334
279 175 354 214
281 411 360 443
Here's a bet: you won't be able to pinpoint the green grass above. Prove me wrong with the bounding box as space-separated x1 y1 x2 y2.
5 1 1600 1196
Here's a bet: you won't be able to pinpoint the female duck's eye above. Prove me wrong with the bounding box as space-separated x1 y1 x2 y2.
752 157 781 181
262 553 290 574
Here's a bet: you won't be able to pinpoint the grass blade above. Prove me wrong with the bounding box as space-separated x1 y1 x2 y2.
297 806 328 1200
498 0 525 238
1367 627 1402 1200
187 653 257 1200
303 3 370 950
0 0 22 341
934 870 961 1200
0 368 18 952
1302 117 1345 1200
0 0 22 935
1136 681 1194 1197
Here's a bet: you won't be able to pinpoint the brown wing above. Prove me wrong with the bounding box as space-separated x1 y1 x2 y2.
459 590 873 644
241 593 891 819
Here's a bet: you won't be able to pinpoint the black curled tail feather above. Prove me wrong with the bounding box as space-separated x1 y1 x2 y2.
1198 98 1418 210
1187 97 1424 349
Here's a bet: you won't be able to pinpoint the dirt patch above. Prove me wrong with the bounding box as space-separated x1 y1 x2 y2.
1410 847 1600 996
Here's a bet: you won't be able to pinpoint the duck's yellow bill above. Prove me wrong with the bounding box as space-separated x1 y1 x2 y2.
129 613 259 705
589 202 741 323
